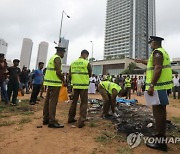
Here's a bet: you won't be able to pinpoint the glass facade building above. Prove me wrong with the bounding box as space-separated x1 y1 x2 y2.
104 0 155 59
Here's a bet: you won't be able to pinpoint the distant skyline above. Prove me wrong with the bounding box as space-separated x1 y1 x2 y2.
36 41 49 68
104 0 155 60
20 38 33 69
0 0 180 69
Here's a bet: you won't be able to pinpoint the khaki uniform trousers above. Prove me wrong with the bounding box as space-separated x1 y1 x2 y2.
43 86 60 124
68 89 88 122
98 84 115 115
152 105 167 137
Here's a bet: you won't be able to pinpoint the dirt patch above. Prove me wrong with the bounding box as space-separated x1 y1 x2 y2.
0 93 180 154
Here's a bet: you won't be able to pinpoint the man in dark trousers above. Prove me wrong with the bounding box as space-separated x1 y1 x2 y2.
136 36 173 151
68 50 92 128
98 80 122 118
19 66 30 94
0 53 9 104
43 47 66 128
29 62 44 105
7 59 21 106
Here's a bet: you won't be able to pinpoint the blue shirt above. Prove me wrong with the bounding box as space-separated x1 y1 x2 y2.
33 69 43 85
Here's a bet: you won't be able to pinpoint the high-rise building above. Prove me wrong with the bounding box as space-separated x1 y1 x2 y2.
0 38 8 57
60 37 69 64
20 38 33 69
104 0 155 60
36 41 49 68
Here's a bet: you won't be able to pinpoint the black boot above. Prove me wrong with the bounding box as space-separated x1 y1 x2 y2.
146 142 167 152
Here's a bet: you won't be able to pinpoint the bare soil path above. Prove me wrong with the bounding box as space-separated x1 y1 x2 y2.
0 93 179 154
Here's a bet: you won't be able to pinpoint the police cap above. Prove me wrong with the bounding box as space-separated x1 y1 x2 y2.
148 36 164 43
55 46 66 52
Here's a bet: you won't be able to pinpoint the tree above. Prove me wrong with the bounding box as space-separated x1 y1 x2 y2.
121 62 137 74
128 62 137 71
89 57 95 62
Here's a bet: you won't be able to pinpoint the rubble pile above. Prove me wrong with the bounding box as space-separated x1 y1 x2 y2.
87 98 180 136
116 104 179 136
115 103 155 135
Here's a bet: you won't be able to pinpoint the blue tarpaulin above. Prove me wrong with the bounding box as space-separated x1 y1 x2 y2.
116 97 137 104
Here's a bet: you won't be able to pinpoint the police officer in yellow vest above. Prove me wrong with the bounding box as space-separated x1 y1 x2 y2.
135 36 173 151
43 46 66 128
68 50 92 128
124 75 131 99
107 73 112 82
98 81 122 118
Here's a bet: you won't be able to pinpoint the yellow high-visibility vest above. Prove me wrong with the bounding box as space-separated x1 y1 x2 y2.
71 58 89 89
44 54 62 87
125 78 131 88
146 47 173 90
100 81 121 95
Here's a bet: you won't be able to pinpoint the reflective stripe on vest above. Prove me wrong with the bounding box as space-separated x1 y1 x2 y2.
71 58 89 89
146 48 173 90
100 81 121 95
125 78 131 87
146 64 171 71
43 54 62 87
71 72 89 75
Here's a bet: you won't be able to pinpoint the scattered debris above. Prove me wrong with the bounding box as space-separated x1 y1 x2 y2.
146 123 153 128
87 98 180 136
71 125 76 128
36 126 43 128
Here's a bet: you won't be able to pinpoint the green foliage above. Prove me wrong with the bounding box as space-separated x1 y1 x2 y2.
89 57 96 62
0 114 11 118
20 111 34 115
89 120 98 127
128 62 137 71
122 62 140 74
117 146 132 154
18 117 31 125
0 121 16 127
171 117 180 124
95 135 109 143
0 105 6 113
121 69 131 74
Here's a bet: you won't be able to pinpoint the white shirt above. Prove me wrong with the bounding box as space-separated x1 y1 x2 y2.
173 77 180 87
137 78 143 86
89 77 96 83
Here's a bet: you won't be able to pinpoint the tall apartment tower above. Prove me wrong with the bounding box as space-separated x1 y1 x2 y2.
60 37 69 64
36 41 49 68
0 38 8 57
20 38 33 69
104 0 156 59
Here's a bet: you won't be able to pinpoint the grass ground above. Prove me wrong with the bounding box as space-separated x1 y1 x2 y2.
0 93 179 154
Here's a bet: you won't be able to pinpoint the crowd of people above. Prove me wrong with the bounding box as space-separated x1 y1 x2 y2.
0 53 46 106
88 73 146 97
88 73 179 99
0 35 180 152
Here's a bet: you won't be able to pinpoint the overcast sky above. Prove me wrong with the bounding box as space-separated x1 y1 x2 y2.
1 0 180 69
